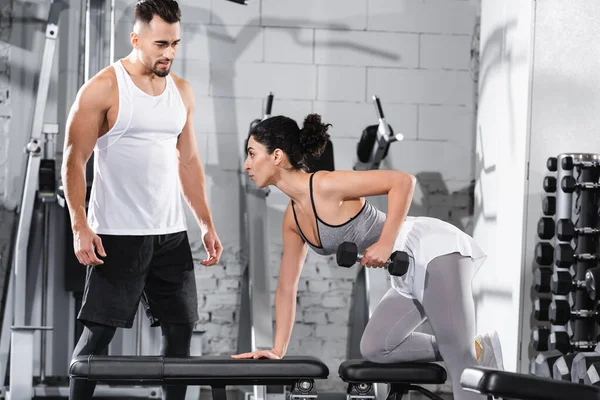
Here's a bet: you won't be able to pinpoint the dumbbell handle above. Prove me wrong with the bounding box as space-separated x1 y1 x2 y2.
354 250 398 268
573 279 587 288
578 182 600 190
577 227 600 235
563 156 600 170
337 242 409 276
573 341 598 348
575 253 598 261
570 309 598 318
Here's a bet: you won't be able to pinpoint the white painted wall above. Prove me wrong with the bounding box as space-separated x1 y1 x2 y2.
475 0 600 374
471 0 535 373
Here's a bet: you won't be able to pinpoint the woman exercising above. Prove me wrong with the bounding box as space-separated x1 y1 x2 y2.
231 114 504 399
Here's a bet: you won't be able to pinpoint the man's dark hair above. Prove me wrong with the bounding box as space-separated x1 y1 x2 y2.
134 0 181 25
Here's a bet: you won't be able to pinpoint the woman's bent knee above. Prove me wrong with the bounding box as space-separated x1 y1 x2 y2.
360 335 387 363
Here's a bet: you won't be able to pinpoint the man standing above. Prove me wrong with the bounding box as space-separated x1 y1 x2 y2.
61 1 221 399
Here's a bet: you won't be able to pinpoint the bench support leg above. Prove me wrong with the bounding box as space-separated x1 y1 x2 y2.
388 384 444 400
289 379 318 400
211 385 227 400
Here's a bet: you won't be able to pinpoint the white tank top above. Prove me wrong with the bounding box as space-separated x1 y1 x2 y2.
87 60 188 235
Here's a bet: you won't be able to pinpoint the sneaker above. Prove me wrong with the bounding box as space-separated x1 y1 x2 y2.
475 330 504 370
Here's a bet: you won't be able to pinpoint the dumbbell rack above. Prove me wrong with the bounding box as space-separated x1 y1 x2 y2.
531 153 600 379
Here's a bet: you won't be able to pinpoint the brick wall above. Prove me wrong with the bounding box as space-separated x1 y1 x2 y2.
114 0 481 392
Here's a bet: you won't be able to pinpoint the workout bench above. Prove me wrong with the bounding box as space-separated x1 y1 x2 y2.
339 360 447 400
460 366 600 400
69 355 329 400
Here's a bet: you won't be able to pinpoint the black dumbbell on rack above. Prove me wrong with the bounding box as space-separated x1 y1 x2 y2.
547 157 558 172
552 353 580 381
532 326 552 352
561 156 600 171
534 266 552 293
550 270 586 295
537 217 555 240
531 350 564 378
554 243 599 268
555 218 600 242
549 299 600 325
544 176 557 193
534 298 551 321
549 330 598 354
561 175 600 194
535 242 554 266
570 349 600 383
542 196 556 216
532 326 579 353
336 242 410 276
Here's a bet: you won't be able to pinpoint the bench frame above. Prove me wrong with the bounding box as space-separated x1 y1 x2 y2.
345 381 445 400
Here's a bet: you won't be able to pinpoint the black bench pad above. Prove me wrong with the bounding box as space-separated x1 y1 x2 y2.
70 355 329 385
339 360 447 384
460 367 600 400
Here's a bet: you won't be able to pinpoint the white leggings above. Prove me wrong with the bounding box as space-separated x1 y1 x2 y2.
359 252 484 400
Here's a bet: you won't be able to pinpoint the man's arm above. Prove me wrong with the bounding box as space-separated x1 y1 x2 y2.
175 78 222 265
176 80 215 233
61 73 112 230
61 71 113 265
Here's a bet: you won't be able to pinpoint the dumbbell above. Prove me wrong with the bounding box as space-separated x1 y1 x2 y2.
550 299 600 325
544 176 557 193
556 219 600 241
531 350 563 378
535 242 553 265
542 196 556 216
561 175 600 193
571 351 600 383
552 354 578 381
547 157 558 172
534 266 552 293
534 298 551 321
549 331 598 354
584 362 600 386
561 156 600 171
537 217 555 240
550 270 586 295
336 242 410 276
532 326 551 352
585 266 600 300
554 243 598 268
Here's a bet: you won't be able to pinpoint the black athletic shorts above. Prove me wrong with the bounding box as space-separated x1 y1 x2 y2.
78 231 199 328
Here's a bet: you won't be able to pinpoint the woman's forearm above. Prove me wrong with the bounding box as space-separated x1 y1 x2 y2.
272 285 298 357
379 172 416 246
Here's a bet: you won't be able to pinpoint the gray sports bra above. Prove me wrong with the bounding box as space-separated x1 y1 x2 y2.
291 173 387 256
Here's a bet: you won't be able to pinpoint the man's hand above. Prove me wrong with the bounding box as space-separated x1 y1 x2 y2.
201 229 223 266
231 348 283 360
73 225 106 266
